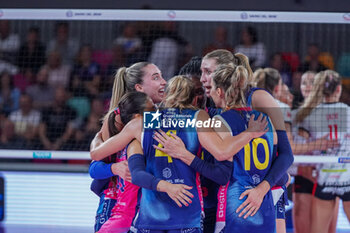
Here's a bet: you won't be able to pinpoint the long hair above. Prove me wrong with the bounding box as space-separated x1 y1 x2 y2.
213 64 249 108
295 70 341 123
163 75 196 110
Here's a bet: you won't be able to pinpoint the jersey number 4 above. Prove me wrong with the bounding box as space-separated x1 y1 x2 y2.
155 130 177 163
244 138 270 171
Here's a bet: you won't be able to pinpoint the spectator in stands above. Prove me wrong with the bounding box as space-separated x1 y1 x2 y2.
0 20 20 64
26 66 55 111
13 68 35 93
113 23 142 66
270 52 293 87
299 43 327 73
0 119 25 149
38 87 76 150
17 27 46 74
44 50 71 89
293 44 328 94
234 26 266 69
0 72 20 115
65 98 104 151
9 94 41 141
70 44 101 98
102 45 125 97
149 21 188 80
47 21 80 66
202 26 233 55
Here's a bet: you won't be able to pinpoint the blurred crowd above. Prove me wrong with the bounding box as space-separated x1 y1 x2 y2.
0 20 349 151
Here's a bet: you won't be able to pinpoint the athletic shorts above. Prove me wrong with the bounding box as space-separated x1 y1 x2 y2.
135 228 202 233
94 194 117 232
293 175 314 194
313 183 350 201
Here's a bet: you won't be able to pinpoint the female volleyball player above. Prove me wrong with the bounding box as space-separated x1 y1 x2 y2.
90 74 268 232
253 68 339 233
89 62 166 232
200 50 293 227
295 70 350 233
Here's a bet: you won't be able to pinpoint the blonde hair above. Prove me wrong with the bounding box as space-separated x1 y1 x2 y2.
295 70 341 123
253 68 281 95
162 75 196 110
203 49 253 84
213 64 249 108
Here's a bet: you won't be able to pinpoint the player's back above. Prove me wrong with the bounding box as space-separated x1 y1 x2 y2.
216 108 275 233
136 108 203 230
300 102 350 187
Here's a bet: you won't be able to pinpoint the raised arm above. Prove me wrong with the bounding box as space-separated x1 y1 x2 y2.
90 117 142 161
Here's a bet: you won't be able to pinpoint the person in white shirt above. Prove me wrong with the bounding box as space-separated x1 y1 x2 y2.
0 20 20 64
9 94 41 139
235 26 266 70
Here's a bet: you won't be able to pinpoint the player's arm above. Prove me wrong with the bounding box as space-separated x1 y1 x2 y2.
127 140 193 207
196 110 268 161
153 130 233 185
90 117 142 161
251 90 294 187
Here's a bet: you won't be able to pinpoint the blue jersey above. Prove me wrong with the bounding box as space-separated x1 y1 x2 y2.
136 108 203 230
215 108 276 233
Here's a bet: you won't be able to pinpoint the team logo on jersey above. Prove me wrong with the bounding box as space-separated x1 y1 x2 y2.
144 110 162 129
252 174 261 184
162 167 172 178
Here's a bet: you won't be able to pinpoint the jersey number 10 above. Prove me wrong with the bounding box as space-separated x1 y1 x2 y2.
244 138 270 171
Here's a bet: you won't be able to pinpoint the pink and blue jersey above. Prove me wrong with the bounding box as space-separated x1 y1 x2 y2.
135 108 204 230
215 108 275 233
99 147 140 233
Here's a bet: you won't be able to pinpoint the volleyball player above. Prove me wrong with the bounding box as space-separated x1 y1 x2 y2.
90 62 166 232
292 71 338 233
253 68 339 232
92 92 152 233
295 70 350 233
199 50 293 225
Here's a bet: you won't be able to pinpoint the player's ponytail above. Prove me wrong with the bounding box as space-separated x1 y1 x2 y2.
296 70 341 123
110 67 127 111
213 64 249 108
233 53 253 83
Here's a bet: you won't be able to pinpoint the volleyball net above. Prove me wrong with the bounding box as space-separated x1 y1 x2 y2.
0 9 349 166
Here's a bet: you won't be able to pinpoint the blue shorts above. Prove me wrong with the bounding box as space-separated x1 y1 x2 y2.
135 228 202 233
94 194 117 232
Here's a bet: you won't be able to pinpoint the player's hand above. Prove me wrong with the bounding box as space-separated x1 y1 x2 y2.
162 182 194 208
246 114 268 138
236 184 267 219
153 130 187 160
112 160 131 183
